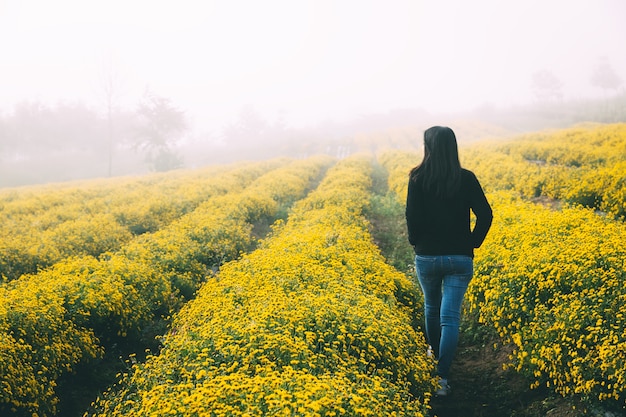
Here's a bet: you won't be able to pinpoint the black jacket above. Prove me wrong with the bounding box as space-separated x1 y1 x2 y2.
405 169 492 258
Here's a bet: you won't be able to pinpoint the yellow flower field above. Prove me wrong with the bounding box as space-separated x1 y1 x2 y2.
0 156 332 416
0 160 278 282
1 122 625 416
87 156 434 417
468 193 626 403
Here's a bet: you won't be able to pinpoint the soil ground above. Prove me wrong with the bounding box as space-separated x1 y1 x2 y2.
427 328 584 417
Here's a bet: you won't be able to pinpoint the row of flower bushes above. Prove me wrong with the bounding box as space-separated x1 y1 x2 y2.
464 123 626 218
0 161 281 281
87 156 435 417
462 124 625 407
468 192 626 405
0 156 332 417
376 150 419 205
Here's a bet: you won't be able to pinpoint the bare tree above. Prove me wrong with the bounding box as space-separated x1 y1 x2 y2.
99 57 125 177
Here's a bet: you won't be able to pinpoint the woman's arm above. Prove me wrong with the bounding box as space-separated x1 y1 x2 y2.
469 175 493 248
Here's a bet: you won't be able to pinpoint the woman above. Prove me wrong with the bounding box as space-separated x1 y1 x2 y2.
405 126 492 396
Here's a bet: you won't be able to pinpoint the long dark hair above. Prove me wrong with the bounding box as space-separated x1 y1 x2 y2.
409 126 462 199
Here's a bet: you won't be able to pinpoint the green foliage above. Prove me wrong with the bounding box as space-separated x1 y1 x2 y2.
366 192 415 273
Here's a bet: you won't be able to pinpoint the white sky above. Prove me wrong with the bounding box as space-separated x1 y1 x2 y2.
1 0 625 130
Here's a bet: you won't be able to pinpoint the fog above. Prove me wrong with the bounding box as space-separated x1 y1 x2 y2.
1 0 625 186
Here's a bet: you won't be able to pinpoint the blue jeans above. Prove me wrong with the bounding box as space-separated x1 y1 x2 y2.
414 254 473 379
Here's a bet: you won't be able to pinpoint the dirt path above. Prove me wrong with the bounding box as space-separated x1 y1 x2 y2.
427 330 579 417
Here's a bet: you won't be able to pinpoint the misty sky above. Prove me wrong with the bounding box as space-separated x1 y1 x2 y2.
1 0 625 131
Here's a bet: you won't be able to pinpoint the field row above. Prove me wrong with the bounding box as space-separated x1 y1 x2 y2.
465 123 626 219
469 192 626 404
0 160 286 281
0 156 333 416
87 156 435 417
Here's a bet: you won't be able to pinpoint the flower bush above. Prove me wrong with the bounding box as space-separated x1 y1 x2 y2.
0 157 331 416
87 156 434 417
464 123 626 218
467 192 626 405
0 160 277 282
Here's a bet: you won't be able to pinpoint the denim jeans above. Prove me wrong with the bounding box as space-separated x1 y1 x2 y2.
414 254 473 379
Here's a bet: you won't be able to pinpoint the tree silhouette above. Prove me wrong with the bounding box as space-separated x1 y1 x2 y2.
99 58 125 177
590 57 622 93
531 69 563 102
134 91 187 171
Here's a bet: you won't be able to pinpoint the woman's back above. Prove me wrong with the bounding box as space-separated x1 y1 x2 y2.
406 168 491 257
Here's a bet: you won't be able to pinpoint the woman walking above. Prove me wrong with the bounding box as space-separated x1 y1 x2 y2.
405 126 492 396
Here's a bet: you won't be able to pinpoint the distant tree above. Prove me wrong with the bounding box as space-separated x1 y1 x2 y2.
7 101 50 155
590 57 624 122
590 57 622 93
0 112 9 159
221 105 299 159
531 70 563 102
222 105 269 146
6 100 103 156
134 91 187 171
